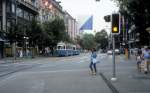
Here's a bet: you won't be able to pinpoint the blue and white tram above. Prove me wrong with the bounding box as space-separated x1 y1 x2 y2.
56 42 80 57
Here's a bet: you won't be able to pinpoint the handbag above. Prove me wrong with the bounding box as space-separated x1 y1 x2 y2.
92 58 97 64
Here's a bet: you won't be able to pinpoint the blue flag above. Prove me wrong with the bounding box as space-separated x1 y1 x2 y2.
80 16 93 30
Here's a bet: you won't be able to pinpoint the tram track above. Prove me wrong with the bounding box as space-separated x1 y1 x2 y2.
0 64 40 79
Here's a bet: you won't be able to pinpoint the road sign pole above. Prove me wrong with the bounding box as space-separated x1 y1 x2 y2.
111 34 117 81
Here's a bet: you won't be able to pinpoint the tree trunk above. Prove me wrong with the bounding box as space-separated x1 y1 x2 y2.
12 42 16 60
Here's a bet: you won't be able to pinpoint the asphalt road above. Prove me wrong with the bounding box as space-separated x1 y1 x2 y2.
2 53 149 93
0 53 125 93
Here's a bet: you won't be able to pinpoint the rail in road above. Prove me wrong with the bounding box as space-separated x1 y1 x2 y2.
0 64 40 79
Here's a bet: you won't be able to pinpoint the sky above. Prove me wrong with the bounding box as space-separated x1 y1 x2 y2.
58 0 119 34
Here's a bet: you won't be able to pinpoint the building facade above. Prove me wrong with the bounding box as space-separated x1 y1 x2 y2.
0 0 39 58
64 12 79 41
38 0 64 23
0 0 78 58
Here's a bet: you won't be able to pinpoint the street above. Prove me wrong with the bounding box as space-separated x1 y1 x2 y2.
0 0 150 93
0 53 150 93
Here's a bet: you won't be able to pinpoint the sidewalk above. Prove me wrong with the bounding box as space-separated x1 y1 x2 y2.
102 55 150 93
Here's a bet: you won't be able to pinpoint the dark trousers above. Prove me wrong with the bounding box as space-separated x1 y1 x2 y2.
89 62 97 73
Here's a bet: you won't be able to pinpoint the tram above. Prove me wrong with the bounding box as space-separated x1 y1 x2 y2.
56 42 80 57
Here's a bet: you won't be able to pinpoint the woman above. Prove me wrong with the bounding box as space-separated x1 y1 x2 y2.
136 48 142 72
89 48 97 75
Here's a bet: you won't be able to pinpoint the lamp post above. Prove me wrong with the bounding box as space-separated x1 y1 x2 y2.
24 36 29 57
105 35 109 49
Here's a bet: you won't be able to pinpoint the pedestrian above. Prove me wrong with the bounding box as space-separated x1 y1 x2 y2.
19 49 23 58
26 49 30 57
142 46 150 74
89 48 97 75
136 48 142 72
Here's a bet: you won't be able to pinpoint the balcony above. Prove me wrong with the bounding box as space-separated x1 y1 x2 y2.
16 0 38 14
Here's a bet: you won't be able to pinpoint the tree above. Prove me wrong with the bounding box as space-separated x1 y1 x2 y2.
45 18 69 48
51 18 68 43
7 24 25 45
27 20 50 48
113 0 150 46
95 29 108 49
80 33 96 50
6 23 25 58
19 17 69 56
75 35 82 45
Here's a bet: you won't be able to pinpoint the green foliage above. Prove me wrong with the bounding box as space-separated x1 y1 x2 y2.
22 17 69 49
6 24 24 45
50 18 67 42
75 35 82 45
42 18 68 48
95 29 108 49
113 0 150 27
80 33 96 50
27 19 44 47
6 17 70 49
113 0 150 45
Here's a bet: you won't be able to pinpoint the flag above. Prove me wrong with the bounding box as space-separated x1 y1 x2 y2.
80 16 93 30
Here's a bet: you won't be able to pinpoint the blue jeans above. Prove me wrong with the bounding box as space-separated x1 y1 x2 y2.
89 62 97 73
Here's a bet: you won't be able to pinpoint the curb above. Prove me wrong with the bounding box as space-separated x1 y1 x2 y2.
99 72 119 93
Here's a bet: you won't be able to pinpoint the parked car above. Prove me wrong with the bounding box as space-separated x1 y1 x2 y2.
107 50 112 55
107 49 120 55
115 49 120 54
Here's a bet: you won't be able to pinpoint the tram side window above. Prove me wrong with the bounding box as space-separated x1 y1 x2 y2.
63 46 65 50
73 47 76 50
57 46 61 50
57 46 65 50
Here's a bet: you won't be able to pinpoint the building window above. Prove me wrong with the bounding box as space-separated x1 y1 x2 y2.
31 0 36 6
11 3 15 13
6 21 11 32
29 14 34 20
17 8 23 17
24 11 29 20
6 2 11 13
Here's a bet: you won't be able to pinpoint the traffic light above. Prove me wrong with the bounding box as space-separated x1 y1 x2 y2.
104 15 111 22
112 14 120 34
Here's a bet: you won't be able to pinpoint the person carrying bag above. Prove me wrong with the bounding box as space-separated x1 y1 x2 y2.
89 48 97 75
